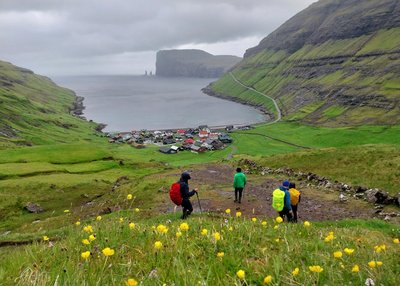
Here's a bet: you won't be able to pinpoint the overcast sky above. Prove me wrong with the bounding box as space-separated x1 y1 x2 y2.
0 0 316 76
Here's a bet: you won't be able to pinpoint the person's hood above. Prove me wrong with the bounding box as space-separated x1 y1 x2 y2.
180 172 191 182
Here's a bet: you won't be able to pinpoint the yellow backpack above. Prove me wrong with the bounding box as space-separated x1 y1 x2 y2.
289 188 300 205
272 189 285 211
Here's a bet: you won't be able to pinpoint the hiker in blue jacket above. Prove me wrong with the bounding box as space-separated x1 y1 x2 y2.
179 172 198 219
279 180 293 222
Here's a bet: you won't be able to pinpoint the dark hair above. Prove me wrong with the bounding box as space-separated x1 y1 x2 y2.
236 167 242 172
289 182 296 189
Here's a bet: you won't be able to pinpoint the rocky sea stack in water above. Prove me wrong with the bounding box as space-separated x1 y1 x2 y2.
210 0 400 126
156 49 241 78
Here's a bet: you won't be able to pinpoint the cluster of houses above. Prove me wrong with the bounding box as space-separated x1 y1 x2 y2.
106 125 245 154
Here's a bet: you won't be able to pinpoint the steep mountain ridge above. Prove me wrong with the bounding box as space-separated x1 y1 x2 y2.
156 49 241 78
0 60 100 148
209 0 400 126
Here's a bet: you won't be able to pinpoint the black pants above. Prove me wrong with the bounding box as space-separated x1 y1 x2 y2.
291 204 298 223
235 188 243 203
181 199 193 219
279 209 293 222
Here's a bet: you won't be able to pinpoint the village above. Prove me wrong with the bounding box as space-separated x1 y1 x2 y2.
107 125 253 154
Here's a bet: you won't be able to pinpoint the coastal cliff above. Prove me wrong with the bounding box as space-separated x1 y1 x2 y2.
156 49 241 78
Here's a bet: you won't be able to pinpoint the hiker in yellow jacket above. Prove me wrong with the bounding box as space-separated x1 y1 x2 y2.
289 182 301 223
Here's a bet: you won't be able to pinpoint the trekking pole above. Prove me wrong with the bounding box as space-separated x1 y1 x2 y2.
196 192 202 214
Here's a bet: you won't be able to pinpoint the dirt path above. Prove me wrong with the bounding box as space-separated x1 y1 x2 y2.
161 164 376 222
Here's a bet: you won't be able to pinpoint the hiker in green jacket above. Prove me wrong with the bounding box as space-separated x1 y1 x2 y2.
233 167 247 203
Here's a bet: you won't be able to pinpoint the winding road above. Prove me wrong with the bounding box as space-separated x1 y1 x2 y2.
229 72 282 124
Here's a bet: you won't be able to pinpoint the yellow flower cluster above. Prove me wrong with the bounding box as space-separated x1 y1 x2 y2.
89 234 96 242
96 216 102 221
81 251 90 260
201 229 208 236
82 239 90 245
368 261 383 268
333 251 343 258
292 267 299 276
393 238 399 244
251 217 257 222
83 225 93 233
102 247 115 257
374 244 386 253
344 248 354 255
303 221 311 227
75 221 81 226
225 208 231 214
129 222 136 230
324 231 334 242
351 265 359 272
309 265 323 273
261 221 267 226
176 232 182 238
217 252 224 258
125 278 138 286
156 224 168 234
127 194 133 200
275 217 283 223
263 275 272 284
236 212 242 218
43 236 49 241
236 269 245 280
154 241 163 250
180 222 189 231
213 232 221 241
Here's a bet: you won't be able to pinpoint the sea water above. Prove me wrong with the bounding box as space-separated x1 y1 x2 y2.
54 75 266 132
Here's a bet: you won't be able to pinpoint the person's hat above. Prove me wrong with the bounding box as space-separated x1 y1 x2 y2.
181 172 191 180
282 180 290 188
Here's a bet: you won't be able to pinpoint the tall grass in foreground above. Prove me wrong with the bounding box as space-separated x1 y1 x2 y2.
1 210 399 286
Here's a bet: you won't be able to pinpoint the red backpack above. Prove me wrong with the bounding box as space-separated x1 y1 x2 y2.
170 182 183 206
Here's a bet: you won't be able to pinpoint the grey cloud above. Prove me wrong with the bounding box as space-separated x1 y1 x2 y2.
0 0 316 75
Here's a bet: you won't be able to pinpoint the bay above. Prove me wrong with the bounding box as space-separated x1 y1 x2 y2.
53 75 266 132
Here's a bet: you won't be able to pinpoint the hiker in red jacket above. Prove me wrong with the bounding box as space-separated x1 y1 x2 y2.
179 172 198 219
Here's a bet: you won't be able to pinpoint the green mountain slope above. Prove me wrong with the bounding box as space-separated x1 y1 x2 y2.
209 0 400 126
0 60 102 148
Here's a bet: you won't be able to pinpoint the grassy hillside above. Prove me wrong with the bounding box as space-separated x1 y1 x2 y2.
210 0 400 126
0 60 103 148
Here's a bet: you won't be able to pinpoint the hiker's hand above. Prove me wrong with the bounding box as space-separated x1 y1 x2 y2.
194 188 198 193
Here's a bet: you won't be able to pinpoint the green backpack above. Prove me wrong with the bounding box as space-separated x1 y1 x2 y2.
272 189 285 211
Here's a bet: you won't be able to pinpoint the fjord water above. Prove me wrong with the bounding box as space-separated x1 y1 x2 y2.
54 75 266 132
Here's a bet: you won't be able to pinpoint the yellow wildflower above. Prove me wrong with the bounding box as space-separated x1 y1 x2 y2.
135 208 140 213
236 269 245 280
344 248 354 255
125 278 138 286
119 217 124 223
263 275 272 284
324 233 334 242
368 261 376 268
393 238 399 244
157 224 168 234
275 238 280 243
102 247 115 257
275 216 283 223
83 225 93 233
309 265 323 273
303 221 311 227
176 231 182 238
154 241 163 250
236 211 242 217
81 251 90 260
351 265 359 273
228 226 233 231
213 232 221 241
251 217 257 222
75 221 81 226
201 229 208 236
180 222 189 231
127 194 133 200
225 208 231 214
261 221 267 226
88 234 96 242
43 236 49 241
377 261 383 266
292 268 299 276
82 239 90 245
217 252 224 258
333 251 343 258
274 225 279 230
129 222 135 230
96 216 102 221
64 209 70 213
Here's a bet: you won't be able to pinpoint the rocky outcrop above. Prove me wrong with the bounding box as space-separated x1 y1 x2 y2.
156 49 241 78
25 202 44 213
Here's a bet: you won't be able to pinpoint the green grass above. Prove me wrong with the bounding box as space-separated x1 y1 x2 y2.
0 213 398 285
